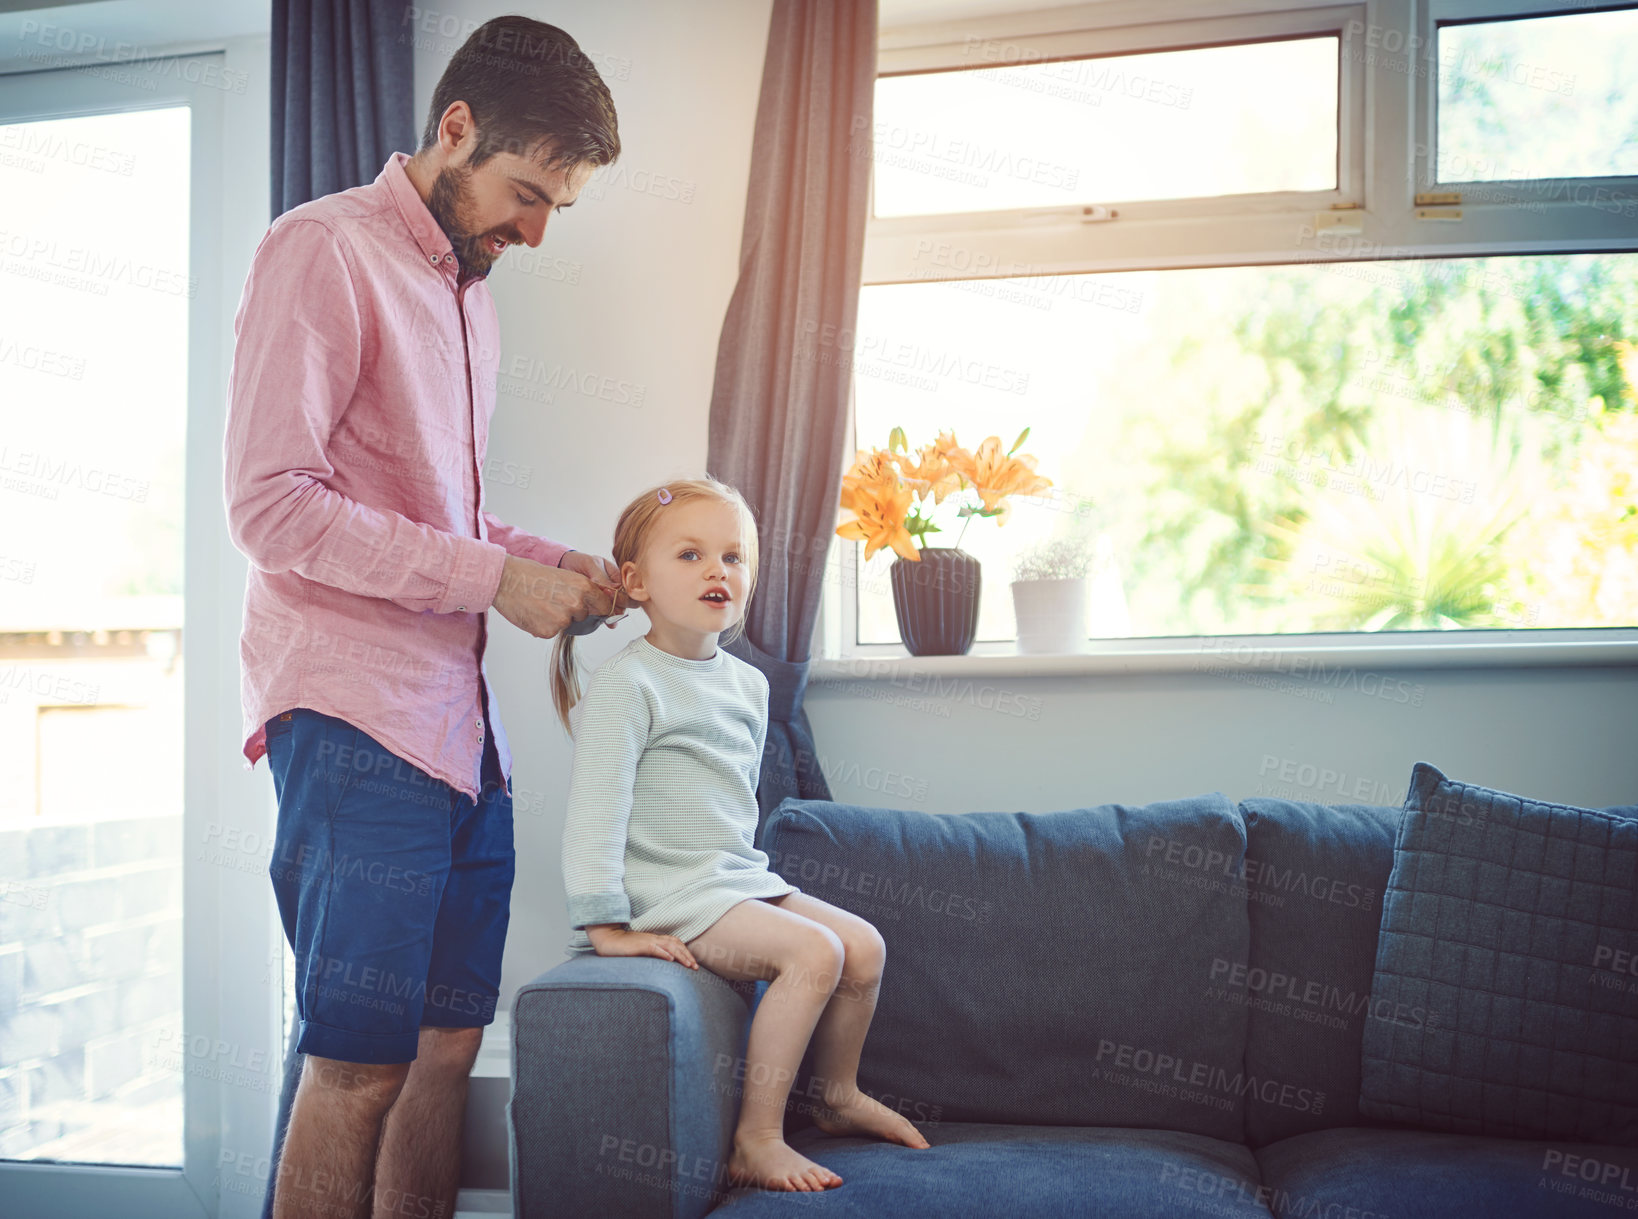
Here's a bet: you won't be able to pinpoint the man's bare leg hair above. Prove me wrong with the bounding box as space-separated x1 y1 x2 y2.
273 1054 409 1219
371 1025 483 1219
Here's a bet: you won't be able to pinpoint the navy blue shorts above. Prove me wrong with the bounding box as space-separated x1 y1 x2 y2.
265 707 514 1064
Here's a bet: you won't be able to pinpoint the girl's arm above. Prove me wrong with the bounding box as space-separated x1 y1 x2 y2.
561 668 651 933
748 672 770 792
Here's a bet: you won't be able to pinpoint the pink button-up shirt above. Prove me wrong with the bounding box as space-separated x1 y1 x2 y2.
223 150 571 801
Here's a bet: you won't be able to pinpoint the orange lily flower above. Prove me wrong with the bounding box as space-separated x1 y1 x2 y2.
836 477 919 562
965 435 1053 523
836 428 1054 560
892 443 963 505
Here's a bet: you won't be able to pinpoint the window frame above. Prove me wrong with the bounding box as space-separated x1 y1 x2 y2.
817 0 1638 670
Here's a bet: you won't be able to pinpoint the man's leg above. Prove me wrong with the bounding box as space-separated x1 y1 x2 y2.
371 1026 483 1219
263 709 458 1219
372 736 515 1218
274 1055 410 1219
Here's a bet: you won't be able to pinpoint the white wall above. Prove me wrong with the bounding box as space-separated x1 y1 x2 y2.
398 0 778 1002
805 663 1638 817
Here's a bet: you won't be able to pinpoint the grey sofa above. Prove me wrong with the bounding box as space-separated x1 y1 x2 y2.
509 778 1638 1218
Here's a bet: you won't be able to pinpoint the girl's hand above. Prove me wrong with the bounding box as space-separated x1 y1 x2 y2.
592 928 700 969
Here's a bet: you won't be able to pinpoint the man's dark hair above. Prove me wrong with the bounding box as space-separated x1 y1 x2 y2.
419 16 620 173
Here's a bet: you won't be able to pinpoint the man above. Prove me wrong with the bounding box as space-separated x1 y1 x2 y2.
222 17 620 1218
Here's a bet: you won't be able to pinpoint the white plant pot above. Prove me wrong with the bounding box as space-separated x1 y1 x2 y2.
1011 577 1089 654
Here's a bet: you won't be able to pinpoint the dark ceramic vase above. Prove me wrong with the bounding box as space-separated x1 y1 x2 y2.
889 547 981 656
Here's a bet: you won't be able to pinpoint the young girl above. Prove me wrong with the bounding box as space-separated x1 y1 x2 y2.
553 477 931 1193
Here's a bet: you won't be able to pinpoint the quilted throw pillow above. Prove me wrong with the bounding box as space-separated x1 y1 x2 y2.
1359 762 1638 1145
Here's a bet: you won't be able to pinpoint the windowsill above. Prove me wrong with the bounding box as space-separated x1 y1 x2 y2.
810 630 1638 679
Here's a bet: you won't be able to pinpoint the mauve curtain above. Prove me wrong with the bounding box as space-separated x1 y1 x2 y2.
709 0 878 844
262 4 415 1212
271 0 415 218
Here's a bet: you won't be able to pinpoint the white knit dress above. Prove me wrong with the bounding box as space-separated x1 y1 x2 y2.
560 635 799 956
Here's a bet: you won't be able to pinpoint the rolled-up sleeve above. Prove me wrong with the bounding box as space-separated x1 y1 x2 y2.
222 217 506 614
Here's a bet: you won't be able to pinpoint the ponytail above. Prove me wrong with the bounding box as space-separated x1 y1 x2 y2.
550 630 583 739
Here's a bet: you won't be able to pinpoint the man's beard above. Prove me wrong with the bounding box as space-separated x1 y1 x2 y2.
425 161 507 279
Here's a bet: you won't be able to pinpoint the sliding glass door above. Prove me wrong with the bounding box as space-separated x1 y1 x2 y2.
1 49 280 1219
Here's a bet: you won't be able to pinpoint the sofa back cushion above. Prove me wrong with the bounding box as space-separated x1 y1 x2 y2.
761 794 1251 1142
1357 762 1638 1147
1237 798 1404 1146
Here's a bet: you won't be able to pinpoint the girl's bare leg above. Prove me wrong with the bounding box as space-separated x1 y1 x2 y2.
761 891 930 1149
685 898 848 1191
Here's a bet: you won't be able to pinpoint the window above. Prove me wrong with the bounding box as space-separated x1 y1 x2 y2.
829 0 1638 657
1 104 190 1168
1435 6 1638 183
871 35 1339 216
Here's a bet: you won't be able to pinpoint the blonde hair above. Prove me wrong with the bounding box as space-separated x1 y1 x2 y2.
551 476 760 737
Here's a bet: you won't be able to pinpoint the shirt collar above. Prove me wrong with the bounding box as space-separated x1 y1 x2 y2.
379 150 489 281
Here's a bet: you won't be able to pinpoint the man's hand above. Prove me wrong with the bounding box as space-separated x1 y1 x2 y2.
558 548 622 591
490 553 621 639
560 549 628 630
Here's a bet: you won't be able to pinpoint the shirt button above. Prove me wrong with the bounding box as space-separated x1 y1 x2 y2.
428 253 438 263
456 605 466 612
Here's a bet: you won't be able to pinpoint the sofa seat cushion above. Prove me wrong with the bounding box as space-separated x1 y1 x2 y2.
761 794 1252 1141
1256 1125 1638 1218
713 1122 1272 1217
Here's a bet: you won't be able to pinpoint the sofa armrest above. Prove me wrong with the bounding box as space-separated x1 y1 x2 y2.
508 954 757 1219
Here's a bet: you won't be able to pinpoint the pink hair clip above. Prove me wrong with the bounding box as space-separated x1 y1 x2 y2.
657 487 672 504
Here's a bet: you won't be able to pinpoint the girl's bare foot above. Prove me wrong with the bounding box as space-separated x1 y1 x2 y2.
811 1086 932 1148
727 1131 843 1191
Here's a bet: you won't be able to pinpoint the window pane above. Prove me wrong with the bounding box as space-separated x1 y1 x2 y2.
0 106 189 1167
849 253 1638 644
871 36 1338 216
1437 7 1638 182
